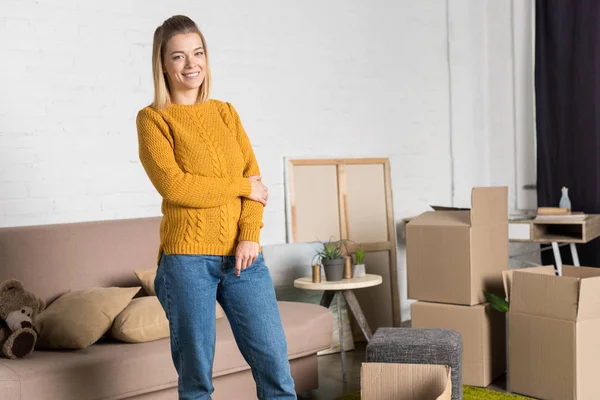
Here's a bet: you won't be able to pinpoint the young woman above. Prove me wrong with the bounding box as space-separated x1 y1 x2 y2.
136 15 296 400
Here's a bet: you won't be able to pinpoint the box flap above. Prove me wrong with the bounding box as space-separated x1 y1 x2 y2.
470 187 508 226
438 368 452 400
563 265 600 279
577 276 600 321
408 211 470 227
361 363 451 400
502 270 511 301
511 270 580 321
576 318 600 399
502 266 556 302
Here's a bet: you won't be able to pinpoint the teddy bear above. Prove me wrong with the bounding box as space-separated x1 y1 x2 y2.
0 279 46 359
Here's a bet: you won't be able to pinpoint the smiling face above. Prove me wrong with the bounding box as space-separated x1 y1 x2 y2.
162 32 206 100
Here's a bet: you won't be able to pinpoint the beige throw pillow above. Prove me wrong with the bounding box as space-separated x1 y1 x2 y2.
134 267 226 319
134 267 158 295
110 295 227 343
34 286 140 349
110 296 169 343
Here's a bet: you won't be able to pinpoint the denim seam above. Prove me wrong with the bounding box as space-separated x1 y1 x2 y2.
221 280 264 399
162 260 185 396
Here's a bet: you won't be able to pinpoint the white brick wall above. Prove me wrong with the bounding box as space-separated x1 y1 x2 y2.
0 0 536 321
0 0 452 229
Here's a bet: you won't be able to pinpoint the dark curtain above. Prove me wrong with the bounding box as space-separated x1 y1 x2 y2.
535 0 600 266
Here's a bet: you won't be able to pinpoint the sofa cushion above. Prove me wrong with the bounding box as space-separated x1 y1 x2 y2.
34 286 140 349
110 295 227 344
109 297 170 343
214 301 333 375
135 267 226 319
0 363 19 399
134 267 158 296
3 301 332 400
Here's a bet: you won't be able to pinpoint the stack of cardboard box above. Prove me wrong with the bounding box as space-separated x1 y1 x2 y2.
406 187 508 387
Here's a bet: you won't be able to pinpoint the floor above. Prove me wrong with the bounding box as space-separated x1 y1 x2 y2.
298 341 508 400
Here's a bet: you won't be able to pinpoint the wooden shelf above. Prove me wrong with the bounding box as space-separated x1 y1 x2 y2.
509 215 600 243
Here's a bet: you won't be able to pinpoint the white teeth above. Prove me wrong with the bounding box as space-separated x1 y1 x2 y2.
183 72 199 78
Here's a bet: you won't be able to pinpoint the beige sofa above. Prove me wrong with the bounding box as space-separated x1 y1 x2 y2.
0 217 333 400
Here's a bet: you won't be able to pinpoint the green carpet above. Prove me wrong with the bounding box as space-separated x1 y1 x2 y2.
463 386 533 399
333 386 532 400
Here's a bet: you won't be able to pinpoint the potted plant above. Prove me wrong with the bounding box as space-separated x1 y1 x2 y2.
353 248 366 278
313 239 348 281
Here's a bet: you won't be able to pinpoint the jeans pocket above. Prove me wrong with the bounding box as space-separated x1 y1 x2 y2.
246 253 265 271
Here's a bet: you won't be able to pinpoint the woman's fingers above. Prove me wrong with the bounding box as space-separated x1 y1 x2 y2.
235 241 260 276
235 255 242 276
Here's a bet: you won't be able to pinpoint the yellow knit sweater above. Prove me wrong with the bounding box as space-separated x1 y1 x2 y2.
136 99 264 261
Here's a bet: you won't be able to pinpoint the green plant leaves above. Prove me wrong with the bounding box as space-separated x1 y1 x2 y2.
355 249 365 264
483 291 509 313
312 238 349 263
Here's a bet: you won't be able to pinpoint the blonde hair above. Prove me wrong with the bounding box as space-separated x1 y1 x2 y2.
151 15 211 109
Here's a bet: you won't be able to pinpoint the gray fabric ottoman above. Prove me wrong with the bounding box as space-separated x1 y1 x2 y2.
366 327 463 400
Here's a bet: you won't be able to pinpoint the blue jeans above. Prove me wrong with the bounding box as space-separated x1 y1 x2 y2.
154 253 297 400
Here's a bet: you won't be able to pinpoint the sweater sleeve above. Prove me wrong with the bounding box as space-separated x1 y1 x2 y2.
136 107 252 209
226 103 265 243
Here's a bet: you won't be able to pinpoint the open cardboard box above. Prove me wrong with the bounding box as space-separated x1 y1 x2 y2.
361 363 451 400
406 186 508 305
503 265 600 400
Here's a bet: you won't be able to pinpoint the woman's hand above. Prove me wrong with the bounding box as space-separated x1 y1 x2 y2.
247 175 269 206
235 240 260 277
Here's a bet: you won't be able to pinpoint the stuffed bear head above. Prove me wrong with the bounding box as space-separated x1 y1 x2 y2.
0 280 46 332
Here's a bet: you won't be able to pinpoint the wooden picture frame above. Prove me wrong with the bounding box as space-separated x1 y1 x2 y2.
284 157 401 331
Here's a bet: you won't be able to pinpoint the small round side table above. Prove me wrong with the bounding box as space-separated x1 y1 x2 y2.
293 274 382 383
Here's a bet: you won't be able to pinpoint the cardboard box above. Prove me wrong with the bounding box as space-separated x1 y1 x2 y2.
505 265 600 400
411 301 506 387
406 186 508 305
361 363 451 400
